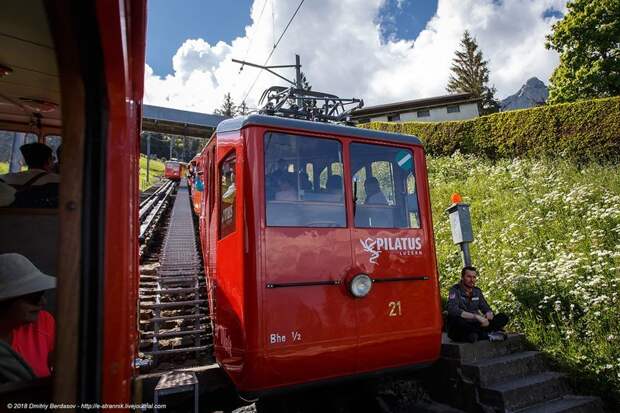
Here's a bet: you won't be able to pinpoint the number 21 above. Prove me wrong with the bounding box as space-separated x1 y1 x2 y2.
388 301 402 316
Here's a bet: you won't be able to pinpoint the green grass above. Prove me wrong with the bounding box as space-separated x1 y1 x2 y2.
429 153 620 407
139 154 165 191
0 162 7 174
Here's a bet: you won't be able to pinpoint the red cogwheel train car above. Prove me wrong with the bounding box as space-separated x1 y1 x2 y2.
197 115 443 394
164 160 187 181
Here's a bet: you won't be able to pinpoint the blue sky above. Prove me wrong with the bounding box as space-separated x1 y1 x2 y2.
147 0 253 76
147 0 438 77
144 0 567 112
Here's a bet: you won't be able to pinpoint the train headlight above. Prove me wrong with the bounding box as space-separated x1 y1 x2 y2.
350 274 373 298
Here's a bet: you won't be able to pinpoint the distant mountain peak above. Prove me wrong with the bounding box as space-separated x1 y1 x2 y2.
500 77 548 111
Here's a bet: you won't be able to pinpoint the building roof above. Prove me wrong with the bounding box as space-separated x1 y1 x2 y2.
351 93 481 118
142 105 229 138
216 114 422 146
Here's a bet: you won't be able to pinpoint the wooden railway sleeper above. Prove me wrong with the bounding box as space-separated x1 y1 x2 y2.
140 328 209 339
141 299 207 309
142 344 212 356
139 314 208 324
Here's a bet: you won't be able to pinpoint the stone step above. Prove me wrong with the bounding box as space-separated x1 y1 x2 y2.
441 333 526 363
515 395 604 413
479 371 569 412
461 351 546 387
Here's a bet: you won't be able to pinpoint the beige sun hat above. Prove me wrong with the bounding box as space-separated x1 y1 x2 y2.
0 253 56 302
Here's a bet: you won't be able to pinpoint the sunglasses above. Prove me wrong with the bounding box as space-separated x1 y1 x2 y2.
21 291 45 305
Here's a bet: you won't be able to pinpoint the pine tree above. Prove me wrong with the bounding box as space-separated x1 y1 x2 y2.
214 92 237 117
238 101 249 115
447 31 499 114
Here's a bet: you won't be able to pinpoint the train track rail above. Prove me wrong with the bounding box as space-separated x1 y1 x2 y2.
137 179 212 372
139 179 176 257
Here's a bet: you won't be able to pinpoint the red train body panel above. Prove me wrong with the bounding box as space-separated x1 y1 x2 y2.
198 116 443 393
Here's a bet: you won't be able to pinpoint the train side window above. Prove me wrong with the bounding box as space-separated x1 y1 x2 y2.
264 132 345 228
219 151 236 239
1 131 39 174
350 143 421 229
208 151 215 214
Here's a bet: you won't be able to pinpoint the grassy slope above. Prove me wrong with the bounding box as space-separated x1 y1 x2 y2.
429 153 620 405
139 155 165 191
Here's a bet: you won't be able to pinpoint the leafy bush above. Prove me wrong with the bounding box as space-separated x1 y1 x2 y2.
429 153 620 406
363 96 620 164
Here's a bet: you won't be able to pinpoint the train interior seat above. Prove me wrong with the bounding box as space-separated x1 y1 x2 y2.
0 208 59 314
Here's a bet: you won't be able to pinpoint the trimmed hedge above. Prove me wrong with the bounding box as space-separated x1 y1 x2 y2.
361 96 620 163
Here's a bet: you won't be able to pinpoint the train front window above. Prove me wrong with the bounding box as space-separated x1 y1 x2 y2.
264 132 345 227
350 143 420 229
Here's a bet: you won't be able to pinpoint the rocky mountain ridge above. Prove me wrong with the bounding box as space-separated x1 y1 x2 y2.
500 77 548 111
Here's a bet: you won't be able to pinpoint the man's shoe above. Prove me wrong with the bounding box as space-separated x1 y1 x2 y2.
488 331 507 342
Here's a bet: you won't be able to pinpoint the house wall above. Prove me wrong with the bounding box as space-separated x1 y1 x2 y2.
368 102 479 123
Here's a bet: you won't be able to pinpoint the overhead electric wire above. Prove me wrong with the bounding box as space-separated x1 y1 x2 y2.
238 0 270 74
241 0 305 106
231 0 271 102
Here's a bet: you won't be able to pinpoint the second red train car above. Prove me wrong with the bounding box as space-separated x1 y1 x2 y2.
197 115 442 394
164 159 187 181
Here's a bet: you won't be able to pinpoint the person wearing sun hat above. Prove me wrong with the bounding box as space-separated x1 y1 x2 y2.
0 253 56 383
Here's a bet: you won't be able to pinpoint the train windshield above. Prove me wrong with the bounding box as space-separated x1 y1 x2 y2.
264 132 346 227
350 142 420 229
166 161 180 171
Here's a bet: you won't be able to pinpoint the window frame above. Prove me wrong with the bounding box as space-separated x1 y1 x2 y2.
349 141 422 230
263 131 347 228
218 150 237 239
447 104 460 114
416 109 430 118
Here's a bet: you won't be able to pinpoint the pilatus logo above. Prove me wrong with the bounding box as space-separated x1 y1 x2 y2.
360 237 423 264
360 238 380 264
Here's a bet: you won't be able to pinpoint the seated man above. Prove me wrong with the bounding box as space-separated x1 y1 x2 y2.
0 253 56 383
1 143 60 208
324 175 343 202
364 177 388 205
446 266 509 342
274 173 297 201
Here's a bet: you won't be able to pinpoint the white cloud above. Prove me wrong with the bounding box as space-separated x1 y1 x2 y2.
144 0 567 112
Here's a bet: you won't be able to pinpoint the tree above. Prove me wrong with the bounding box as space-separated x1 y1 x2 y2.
238 101 249 115
214 92 237 117
447 31 499 114
546 0 620 104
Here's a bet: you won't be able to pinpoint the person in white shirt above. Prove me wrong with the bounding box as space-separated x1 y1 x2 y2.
0 143 60 187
